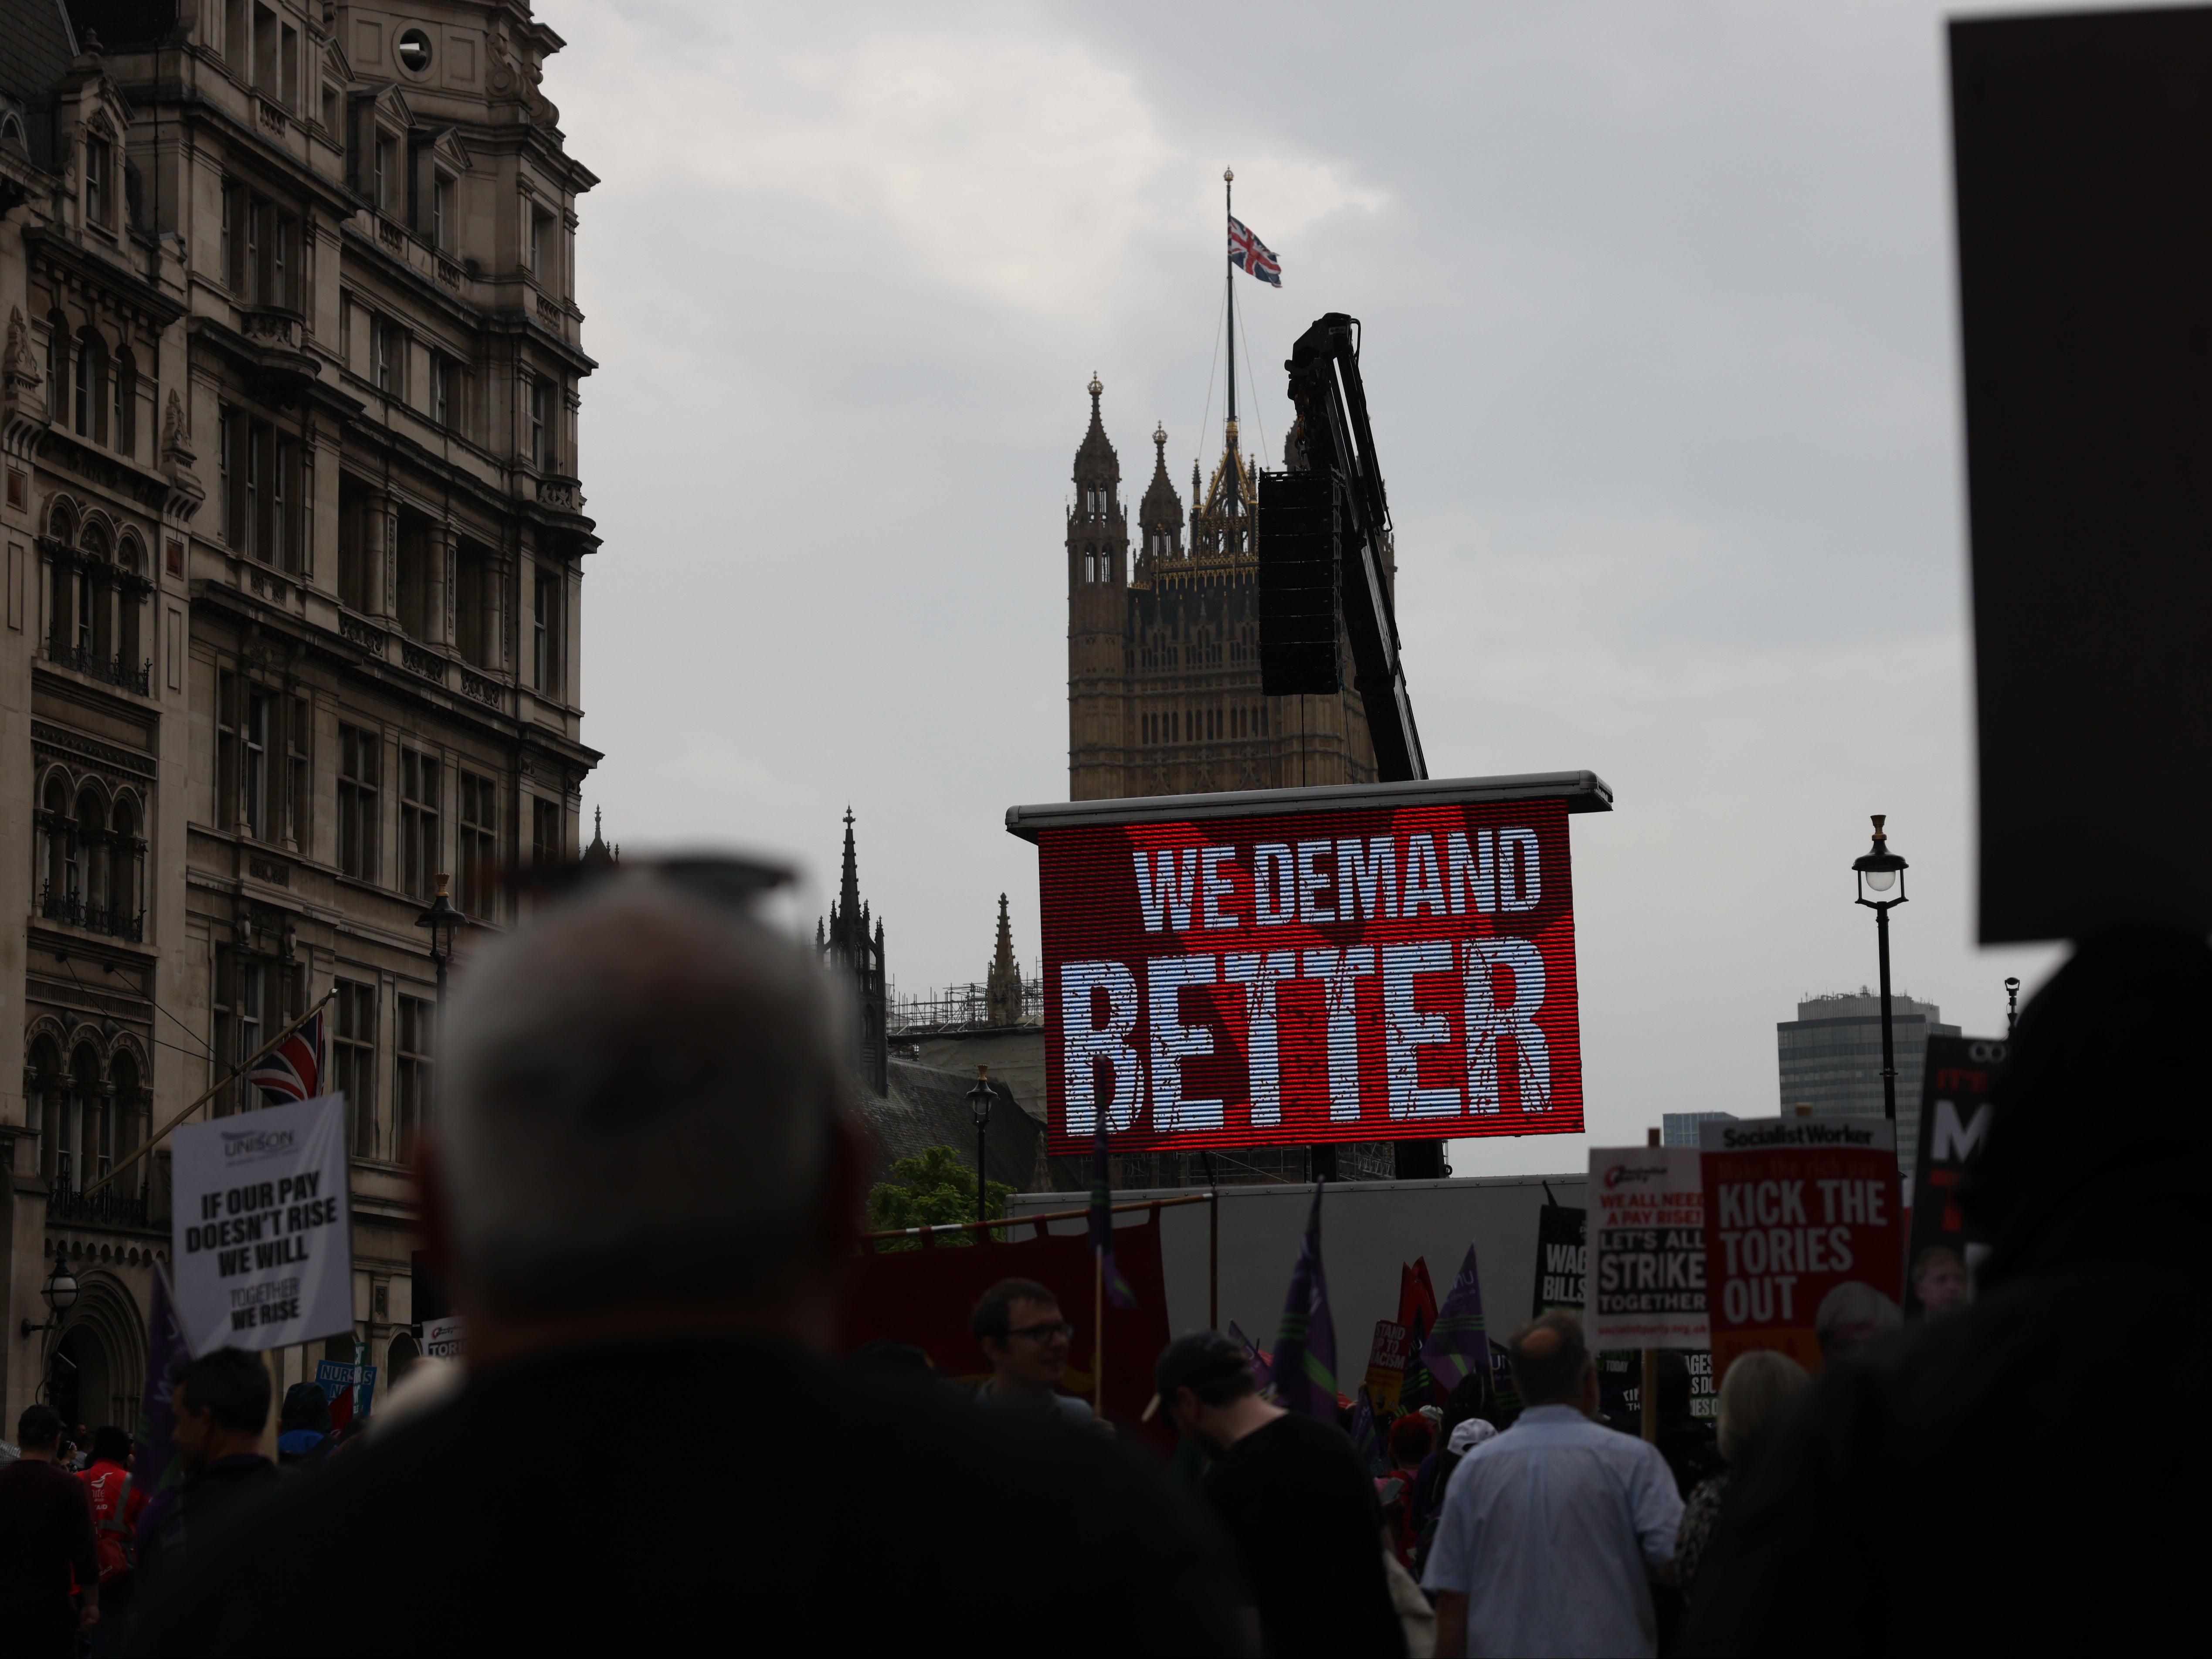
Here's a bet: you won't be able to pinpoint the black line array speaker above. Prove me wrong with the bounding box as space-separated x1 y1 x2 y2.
1257 467 1341 696
1952 7 2212 942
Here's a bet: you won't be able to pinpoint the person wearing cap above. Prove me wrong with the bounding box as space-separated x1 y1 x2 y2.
1157 1331 1407 1658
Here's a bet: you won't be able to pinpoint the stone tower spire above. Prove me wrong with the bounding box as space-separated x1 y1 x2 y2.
1137 421 1184 573
1067 373 1131 801
986 893 1024 1025
820 808 888 1094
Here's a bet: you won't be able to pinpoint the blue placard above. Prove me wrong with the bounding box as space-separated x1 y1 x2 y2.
315 1359 377 1418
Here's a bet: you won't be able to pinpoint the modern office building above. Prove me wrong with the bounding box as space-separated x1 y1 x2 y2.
1777 992 1958 1186
1662 1111 1735 1147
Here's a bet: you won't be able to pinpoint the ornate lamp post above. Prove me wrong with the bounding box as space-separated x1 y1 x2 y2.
2005 977 2021 1035
19 1242 79 1340
1851 815 1910 1124
414 874 469 1119
968 1067 995 1227
413 873 468 1002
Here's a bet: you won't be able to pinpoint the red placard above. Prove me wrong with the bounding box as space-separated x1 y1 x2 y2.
1038 797 1584 1154
1699 1117 1904 1378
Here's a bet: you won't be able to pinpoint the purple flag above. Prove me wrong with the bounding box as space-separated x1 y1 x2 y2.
1227 1320 1273 1392
1349 1386 1387 1476
129 1261 193 1542
1421 1241 1493 1401
1271 1181 1340 1420
1089 1121 1136 1309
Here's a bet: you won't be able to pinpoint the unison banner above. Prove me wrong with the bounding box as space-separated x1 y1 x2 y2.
171 1094 354 1356
1038 797 1583 1155
1700 1116 1901 1377
1587 1146 1708 1349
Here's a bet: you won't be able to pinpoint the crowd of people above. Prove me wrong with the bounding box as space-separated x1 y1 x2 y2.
0 878 2192 1655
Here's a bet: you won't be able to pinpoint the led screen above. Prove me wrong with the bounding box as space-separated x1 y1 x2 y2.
1040 796 1584 1154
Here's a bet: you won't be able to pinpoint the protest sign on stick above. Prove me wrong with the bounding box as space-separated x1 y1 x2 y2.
1586 1146 1708 1350
1907 1035 2006 1318
170 1094 354 1356
1363 1320 1409 1411
1531 1203 1586 1318
1700 1116 1902 1377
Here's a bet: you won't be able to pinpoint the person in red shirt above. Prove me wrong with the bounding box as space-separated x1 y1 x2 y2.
78 1427 145 1635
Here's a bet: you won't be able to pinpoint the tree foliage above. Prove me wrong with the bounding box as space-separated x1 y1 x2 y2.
867 1146 1014 1248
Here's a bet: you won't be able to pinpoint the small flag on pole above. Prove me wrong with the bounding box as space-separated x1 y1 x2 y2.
1422 1242 1495 1402
132 1262 192 1502
247 1008 324 1106
1089 1122 1136 1310
1271 1181 1340 1420
1229 214 1282 287
1228 1320 1273 1393
1349 1386 1388 1476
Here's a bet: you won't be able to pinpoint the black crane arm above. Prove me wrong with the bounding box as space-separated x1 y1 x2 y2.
1280 313 1427 783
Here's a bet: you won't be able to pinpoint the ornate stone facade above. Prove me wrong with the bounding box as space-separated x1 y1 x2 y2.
1066 376 1379 801
1 1 600 1432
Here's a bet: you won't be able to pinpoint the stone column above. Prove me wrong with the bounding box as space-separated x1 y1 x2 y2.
360 487 393 620
428 522 455 648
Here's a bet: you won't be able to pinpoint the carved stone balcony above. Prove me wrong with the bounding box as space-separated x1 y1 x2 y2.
536 475 583 513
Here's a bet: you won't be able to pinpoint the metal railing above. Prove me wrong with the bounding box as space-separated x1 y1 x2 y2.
38 883 145 942
46 642 150 694
47 1171 150 1227
886 977 1045 1032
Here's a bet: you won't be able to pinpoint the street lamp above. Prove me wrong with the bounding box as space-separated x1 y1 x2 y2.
415 874 468 1123
968 1067 995 1228
19 1242 79 1340
1851 815 1910 1125
414 872 469 1001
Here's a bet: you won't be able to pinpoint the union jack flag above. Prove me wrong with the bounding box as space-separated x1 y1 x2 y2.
1228 215 1281 287
248 1009 323 1106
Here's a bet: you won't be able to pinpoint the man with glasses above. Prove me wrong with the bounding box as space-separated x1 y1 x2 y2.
972 1279 1095 1426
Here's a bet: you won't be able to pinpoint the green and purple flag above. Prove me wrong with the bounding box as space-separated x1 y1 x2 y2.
1271 1181 1340 1421
1421 1241 1494 1401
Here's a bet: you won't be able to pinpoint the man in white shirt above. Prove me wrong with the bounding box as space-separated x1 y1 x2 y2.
1422 1313 1683 1658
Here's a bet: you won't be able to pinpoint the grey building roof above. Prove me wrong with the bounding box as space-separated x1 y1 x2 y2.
0 0 76 105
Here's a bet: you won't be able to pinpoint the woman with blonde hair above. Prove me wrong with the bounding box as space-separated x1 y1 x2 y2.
1675 1350 1809 1603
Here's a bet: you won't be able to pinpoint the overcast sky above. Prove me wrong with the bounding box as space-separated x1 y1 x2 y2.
536 0 2089 1175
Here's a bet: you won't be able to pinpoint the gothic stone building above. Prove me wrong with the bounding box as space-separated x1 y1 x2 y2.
1 0 599 1433
1066 373 1380 804
1064 375 1396 1186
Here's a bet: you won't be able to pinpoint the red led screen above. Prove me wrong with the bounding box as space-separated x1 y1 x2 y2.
1039 796 1584 1155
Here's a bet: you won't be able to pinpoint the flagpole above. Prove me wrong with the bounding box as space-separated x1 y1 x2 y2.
1224 166 1238 467
82 987 336 1198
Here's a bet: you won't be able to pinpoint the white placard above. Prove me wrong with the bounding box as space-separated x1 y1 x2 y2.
1586 1144 1709 1349
422 1316 465 1361
172 1093 354 1355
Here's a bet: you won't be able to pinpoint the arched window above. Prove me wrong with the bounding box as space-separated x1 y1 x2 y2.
75 329 109 443
76 784 108 919
109 797 142 938
116 536 143 671
113 347 137 458
27 1037 62 1184
39 776 69 910
60 785 85 906
44 309 68 403
62 1044 100 1193
108 1049 140 1173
